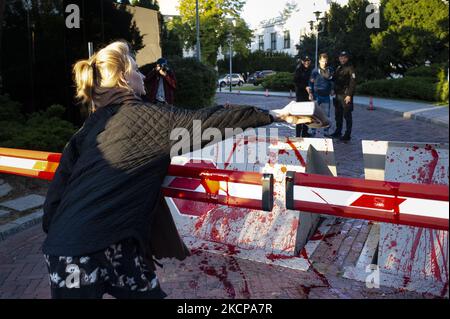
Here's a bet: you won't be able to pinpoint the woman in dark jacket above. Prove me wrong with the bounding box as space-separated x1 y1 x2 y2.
42 41 312 299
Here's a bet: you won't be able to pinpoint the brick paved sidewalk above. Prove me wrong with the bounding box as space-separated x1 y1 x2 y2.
0 220 436 299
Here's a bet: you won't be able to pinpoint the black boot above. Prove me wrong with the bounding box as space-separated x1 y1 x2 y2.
340 133 351 142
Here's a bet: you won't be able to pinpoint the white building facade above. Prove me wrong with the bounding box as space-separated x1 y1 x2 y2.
250 0 350 56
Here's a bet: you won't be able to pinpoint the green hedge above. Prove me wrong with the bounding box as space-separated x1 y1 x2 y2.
404 64 445 81
356 77 446 102
0 96 76 152
261 72 295 92
140 57 218 110
358 63 449 103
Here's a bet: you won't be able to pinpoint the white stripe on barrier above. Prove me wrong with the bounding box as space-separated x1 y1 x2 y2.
0 156 40 170
163 177 263 200
399 198 449 219
294 185 449 220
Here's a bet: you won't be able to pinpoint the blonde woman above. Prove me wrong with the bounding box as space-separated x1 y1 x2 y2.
42 41 313 299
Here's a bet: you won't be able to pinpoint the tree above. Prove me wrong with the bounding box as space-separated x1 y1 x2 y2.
130 0 159 10
161 17 183 58
176 0 252 66
0 0 6 93
371 0 449 72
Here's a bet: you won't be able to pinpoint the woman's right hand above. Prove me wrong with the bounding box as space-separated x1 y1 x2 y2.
269 105 313 125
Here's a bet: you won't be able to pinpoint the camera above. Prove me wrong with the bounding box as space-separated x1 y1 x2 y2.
159 63 169 72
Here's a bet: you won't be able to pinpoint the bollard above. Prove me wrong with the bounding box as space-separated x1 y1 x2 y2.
367 96 375 111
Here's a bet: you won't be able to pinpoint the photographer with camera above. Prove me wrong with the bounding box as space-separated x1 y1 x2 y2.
144 58 177 105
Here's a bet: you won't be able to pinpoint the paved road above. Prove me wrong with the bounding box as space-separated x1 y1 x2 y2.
0 94 448 299
218 90 449 127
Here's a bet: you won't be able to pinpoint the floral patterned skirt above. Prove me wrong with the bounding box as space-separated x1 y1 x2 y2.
44 238 167 299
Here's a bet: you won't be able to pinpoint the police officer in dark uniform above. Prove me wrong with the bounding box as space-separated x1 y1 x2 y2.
326 51 356 142
293 55 314 137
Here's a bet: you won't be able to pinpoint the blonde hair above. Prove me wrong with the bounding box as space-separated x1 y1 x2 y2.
73 41 135 106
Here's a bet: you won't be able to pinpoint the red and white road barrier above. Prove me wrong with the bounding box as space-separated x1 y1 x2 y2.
1 146 447 230
286 172 449 231
0 147 61 180
0 147 274 211
162 164 273 211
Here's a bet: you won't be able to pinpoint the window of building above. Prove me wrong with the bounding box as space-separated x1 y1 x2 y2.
258 35 264 51
284 31 290 49
270 32 277 51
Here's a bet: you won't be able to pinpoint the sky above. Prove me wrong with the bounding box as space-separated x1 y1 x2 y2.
158 0 349 28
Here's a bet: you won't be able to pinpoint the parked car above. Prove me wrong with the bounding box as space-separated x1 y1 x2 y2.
248 70 277 86
218 73 245 88
247 71 261 84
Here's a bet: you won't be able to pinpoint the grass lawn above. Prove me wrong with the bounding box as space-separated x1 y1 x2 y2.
232 84 265 92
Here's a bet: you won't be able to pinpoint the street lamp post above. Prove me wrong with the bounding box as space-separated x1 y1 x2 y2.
195 0 201 61
309 11 325 70
226 17 235 93
227 33 233 93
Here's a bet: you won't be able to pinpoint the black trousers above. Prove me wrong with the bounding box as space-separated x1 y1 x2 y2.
295 89 310 137
334 94 353 136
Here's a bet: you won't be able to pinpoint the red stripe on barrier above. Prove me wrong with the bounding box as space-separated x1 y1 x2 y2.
37 171 57 181
161 187 263 210
350 194 407 211
292 200 449 231
294 173 449 202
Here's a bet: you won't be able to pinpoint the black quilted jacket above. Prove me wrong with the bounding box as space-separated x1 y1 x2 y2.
42 88 274 258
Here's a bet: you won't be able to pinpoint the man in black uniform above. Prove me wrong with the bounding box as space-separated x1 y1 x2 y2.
326 51 356 142
293 55 314 137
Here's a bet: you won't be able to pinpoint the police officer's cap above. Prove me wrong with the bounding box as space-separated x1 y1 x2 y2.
156 58 168 65
339 51 350 57
301 55 312 62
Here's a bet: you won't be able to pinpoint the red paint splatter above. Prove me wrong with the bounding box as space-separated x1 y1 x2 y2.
224 138 242 169
266 253 296 262
409 156 414 161
226 244 240 256
309 232 340 241
388 241 397 249
189 280 198 289
403 228 424 287
428 229 443 282
286 138 306 167
416 146 439 184
299 249 330 288
201 264 236 297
